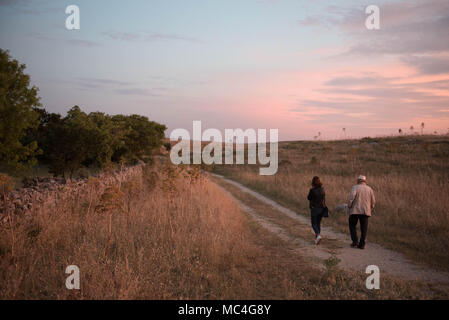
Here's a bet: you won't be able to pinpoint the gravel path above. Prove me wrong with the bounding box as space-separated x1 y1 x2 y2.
212 174 449 285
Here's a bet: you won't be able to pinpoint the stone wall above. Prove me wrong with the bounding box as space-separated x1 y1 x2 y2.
0 165 143 221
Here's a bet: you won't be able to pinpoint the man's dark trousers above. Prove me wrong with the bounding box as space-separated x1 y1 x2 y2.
349 214 369 246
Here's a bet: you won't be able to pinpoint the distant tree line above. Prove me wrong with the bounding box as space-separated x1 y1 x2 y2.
0 49 166 178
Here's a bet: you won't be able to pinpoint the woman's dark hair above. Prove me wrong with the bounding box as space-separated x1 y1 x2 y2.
311 176 323 188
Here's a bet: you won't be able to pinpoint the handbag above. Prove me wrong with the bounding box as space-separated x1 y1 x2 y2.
322 206 329 218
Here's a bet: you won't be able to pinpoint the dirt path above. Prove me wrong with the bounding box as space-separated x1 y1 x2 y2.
211 174 449 286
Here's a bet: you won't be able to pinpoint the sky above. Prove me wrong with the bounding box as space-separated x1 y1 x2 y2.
1 0 448 140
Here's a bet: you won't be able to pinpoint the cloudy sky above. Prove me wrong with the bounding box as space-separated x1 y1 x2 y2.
1 0 448 140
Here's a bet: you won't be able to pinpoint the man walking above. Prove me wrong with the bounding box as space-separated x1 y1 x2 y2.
347 175 376 249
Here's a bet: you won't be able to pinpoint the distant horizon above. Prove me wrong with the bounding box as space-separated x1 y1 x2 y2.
168 132 448 143
1 0 448 140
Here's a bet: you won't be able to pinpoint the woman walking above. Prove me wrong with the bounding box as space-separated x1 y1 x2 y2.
307 176 326 245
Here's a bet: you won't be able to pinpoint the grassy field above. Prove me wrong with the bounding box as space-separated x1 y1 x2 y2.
2 160 446 299
211 135 449 272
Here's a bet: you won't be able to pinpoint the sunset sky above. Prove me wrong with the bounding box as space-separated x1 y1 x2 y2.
1 0 448 140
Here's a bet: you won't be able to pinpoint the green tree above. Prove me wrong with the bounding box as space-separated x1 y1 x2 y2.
0 49 41 174
87 111 114 168
40 106 168 178
40 111 75 178
43 106 100 178
27 108 61 163
111 114 166 163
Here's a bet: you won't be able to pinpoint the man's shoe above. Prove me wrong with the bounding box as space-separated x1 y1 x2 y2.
350 242 358 248
357 243 365 249
315 235 322 245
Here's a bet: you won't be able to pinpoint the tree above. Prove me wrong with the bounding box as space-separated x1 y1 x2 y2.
42 106 112 178
27 108 62 163
111 114 166 163
40 110 79 178
39 106 167 178
0 49 41 174
87 111 115 168
0 50 167 178
421 122 425 135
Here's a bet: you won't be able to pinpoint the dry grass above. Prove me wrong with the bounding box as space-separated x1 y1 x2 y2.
0 163 253 299
212 135 449 272
2 159 446 299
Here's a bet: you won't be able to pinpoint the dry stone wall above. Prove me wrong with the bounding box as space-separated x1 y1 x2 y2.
0 165 143 221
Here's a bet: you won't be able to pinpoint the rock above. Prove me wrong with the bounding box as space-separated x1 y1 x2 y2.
1 164 144 219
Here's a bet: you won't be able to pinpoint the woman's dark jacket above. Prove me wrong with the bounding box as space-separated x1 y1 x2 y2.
307 187 326 216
